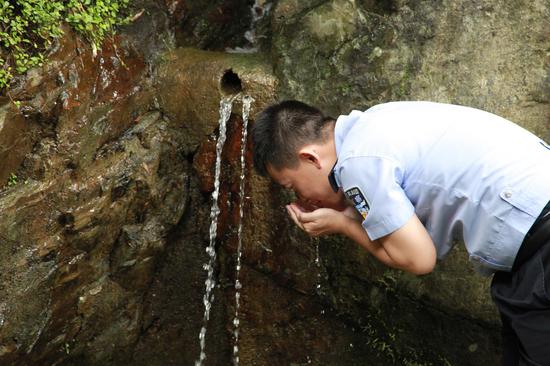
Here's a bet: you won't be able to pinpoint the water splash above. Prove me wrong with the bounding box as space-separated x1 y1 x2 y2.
232 95 254 365
196 95 237 366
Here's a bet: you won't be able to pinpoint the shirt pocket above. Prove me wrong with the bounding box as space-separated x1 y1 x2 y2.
495 186 538 246
499 186 540 218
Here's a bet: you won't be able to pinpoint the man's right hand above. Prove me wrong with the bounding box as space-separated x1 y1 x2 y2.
286 203 351 237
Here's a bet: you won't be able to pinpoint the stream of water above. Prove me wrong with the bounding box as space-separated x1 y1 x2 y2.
315 240 322 294
195 94 253 366
232 95 253 365
195 95 236 366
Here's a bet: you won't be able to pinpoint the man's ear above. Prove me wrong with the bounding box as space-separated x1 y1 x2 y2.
298 146 322 169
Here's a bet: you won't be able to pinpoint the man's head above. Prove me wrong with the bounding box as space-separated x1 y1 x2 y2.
252 100 334 175
252 100 345 209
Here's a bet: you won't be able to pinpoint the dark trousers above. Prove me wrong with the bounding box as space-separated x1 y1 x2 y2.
491 203 550 366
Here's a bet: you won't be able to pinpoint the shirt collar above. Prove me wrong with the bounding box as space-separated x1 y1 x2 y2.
334 110 363 157
328 159 339 192
331 110 364 192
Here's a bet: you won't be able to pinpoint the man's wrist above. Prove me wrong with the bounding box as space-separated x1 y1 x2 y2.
338 214 356 237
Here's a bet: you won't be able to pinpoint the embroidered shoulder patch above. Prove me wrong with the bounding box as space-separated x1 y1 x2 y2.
345 187 370 219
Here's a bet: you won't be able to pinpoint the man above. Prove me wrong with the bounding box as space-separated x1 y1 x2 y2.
251 100 550 366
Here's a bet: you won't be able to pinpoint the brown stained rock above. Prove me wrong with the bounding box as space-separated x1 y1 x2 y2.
0 111 189 365
193 110 258 242
0 18 179 365
52 35 151 170
0 103 34 184
194 116 242 188
193 135 218 193
1 25 154 187
0 3 190 366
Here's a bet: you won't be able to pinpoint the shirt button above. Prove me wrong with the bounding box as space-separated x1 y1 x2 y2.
504 190 512 199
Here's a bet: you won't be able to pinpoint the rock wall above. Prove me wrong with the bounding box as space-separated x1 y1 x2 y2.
0 0 548 365
272 0 549 138
0 2 183 364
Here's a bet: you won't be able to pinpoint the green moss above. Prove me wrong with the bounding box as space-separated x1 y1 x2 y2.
0 0 130 90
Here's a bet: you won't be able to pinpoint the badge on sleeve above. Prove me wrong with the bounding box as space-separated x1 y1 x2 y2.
345 186 370 219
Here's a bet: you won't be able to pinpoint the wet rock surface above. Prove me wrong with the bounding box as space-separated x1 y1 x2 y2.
0 5 181 365
0 0 548 365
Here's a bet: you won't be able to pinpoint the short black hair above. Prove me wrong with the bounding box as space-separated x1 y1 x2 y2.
252 100 334 176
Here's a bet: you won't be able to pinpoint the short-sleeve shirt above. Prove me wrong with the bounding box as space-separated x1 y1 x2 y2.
332 101 550 274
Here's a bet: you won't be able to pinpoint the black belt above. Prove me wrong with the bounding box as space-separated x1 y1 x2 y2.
512 200 550 271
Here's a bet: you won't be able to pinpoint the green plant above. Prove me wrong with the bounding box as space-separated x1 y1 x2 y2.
7 172 17 187
0 0 130 89
65 0 130 52
0 58 13 88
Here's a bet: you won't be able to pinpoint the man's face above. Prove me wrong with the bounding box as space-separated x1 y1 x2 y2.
267 161 345 210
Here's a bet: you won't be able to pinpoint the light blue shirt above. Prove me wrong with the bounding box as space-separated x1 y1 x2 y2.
332 101 550 274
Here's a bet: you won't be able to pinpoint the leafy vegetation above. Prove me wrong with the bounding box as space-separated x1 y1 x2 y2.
0 0 130 89
7 172 17 186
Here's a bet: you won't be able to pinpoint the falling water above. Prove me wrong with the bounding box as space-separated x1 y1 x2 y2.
232 95 254 365
195 95 237 366
314 239 326 315
315 240 322 294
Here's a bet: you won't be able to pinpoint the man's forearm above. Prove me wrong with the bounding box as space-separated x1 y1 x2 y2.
338 214 437 275
339 217 402 269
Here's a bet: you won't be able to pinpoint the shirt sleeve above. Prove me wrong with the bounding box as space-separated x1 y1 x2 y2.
338 156 414 241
